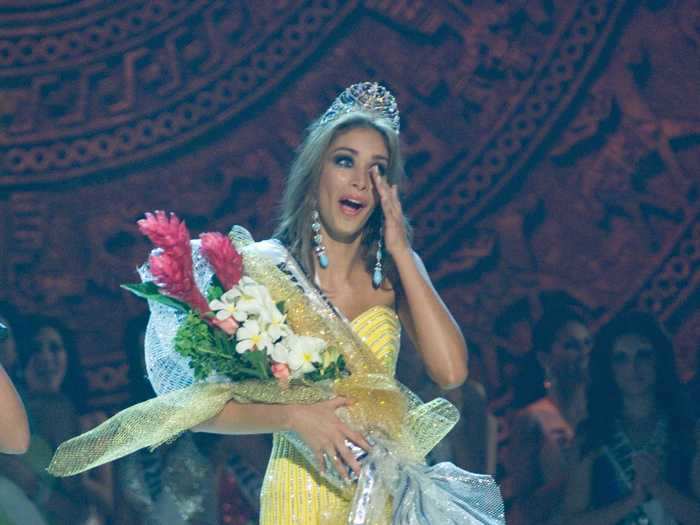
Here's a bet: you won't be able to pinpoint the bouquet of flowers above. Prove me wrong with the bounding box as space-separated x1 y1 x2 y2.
49 211 504 525
122 211 346 388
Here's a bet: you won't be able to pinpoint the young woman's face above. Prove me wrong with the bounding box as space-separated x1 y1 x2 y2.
545 320 592 383
26 325 68 393
317 126 389 243
611 333 657 397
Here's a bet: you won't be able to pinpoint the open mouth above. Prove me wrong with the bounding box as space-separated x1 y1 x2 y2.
339 198 366 215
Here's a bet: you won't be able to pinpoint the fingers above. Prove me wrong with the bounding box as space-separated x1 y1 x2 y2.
371 170 402 218
336 424 369 476
329 396 349 408
371 170 390 209
315 448 326 474
370 169 392 199
316 446 343 478
316 443 351 481
305 397 371 480
631 478 646 503
392 185 403 213
335 441 361 477
345 428 371 452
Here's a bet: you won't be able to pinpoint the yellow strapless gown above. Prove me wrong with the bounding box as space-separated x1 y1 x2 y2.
260 305 400 524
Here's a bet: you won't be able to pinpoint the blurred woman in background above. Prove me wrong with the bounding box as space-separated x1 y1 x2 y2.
560 311 700 525
505 305 592 525
18 316 112 525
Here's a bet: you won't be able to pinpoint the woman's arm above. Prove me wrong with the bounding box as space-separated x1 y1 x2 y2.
647 481 700 525
639 425 700 525
193 397 370 480
0 364 29 454
556 448 644 525
507 409 571 522
394 250 468 389
371 171 468 389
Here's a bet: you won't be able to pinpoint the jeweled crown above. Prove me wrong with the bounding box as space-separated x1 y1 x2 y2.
318 81 400 133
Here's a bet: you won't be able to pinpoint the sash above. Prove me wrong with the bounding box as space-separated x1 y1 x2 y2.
602 420 676 525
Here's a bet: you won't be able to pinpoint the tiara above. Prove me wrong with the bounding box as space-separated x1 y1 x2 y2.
317 81 400 133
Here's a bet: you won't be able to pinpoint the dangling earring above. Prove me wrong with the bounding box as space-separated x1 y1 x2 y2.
372 225 383 288
543 367 552 391
312 210 329 269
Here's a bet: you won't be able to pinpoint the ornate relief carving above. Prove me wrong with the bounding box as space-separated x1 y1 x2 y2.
0 0 353 185
0 0 698 424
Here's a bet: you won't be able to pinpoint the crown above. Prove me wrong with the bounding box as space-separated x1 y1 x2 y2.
318 81 400 133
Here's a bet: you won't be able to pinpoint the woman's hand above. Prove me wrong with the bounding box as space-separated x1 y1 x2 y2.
629 476 648 507
632 451 661 490
288 397 370 480
371 168 410 258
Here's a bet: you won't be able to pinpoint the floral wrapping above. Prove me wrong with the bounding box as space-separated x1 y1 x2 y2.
48 226 504 524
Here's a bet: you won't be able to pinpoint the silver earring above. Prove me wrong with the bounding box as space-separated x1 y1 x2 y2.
312 210 329 269
372 225 383 288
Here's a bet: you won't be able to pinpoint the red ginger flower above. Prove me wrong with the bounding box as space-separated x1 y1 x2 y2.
138 211 210 315
199 232 243 291
149 252 211 314
137 211 191 261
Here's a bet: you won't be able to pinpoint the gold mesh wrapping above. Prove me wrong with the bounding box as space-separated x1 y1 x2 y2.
48 229 458 479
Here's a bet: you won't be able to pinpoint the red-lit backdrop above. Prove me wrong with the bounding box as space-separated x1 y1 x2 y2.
0 0 698 435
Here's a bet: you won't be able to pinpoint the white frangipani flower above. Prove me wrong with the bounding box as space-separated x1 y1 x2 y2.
235 278 271 318
264 303 291 341
286 334 327 378
209 288 248 322
235 319 273 354
270 341 291 364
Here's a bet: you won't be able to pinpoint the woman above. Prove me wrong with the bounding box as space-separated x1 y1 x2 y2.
195 82 471 523
115 315 219 525
21 317 113 525
0 313 29 455
50 82 504 524
560 311 700 525
505 305 592 525
115 315 262 525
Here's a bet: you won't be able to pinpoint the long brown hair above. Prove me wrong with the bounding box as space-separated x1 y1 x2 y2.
583 311 694 491
274 111 412 290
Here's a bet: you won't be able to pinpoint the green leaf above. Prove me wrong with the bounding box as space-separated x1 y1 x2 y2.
276 301 287 314
241 350 271 380
207 284 224 302
173 312 274 382
310 352 348 381
121 283 190 312
207 277 225 302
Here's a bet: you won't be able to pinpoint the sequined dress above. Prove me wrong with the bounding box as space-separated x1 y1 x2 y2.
260 304 399 524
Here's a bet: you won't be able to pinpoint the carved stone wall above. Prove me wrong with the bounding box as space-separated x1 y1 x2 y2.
1 0 698 443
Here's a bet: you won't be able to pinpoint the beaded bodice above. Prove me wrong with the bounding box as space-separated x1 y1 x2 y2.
347 305 400 375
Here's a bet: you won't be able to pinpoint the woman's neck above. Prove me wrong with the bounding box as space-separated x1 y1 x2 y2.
315 233 365 287
548 381 587 427
621 393 657 423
